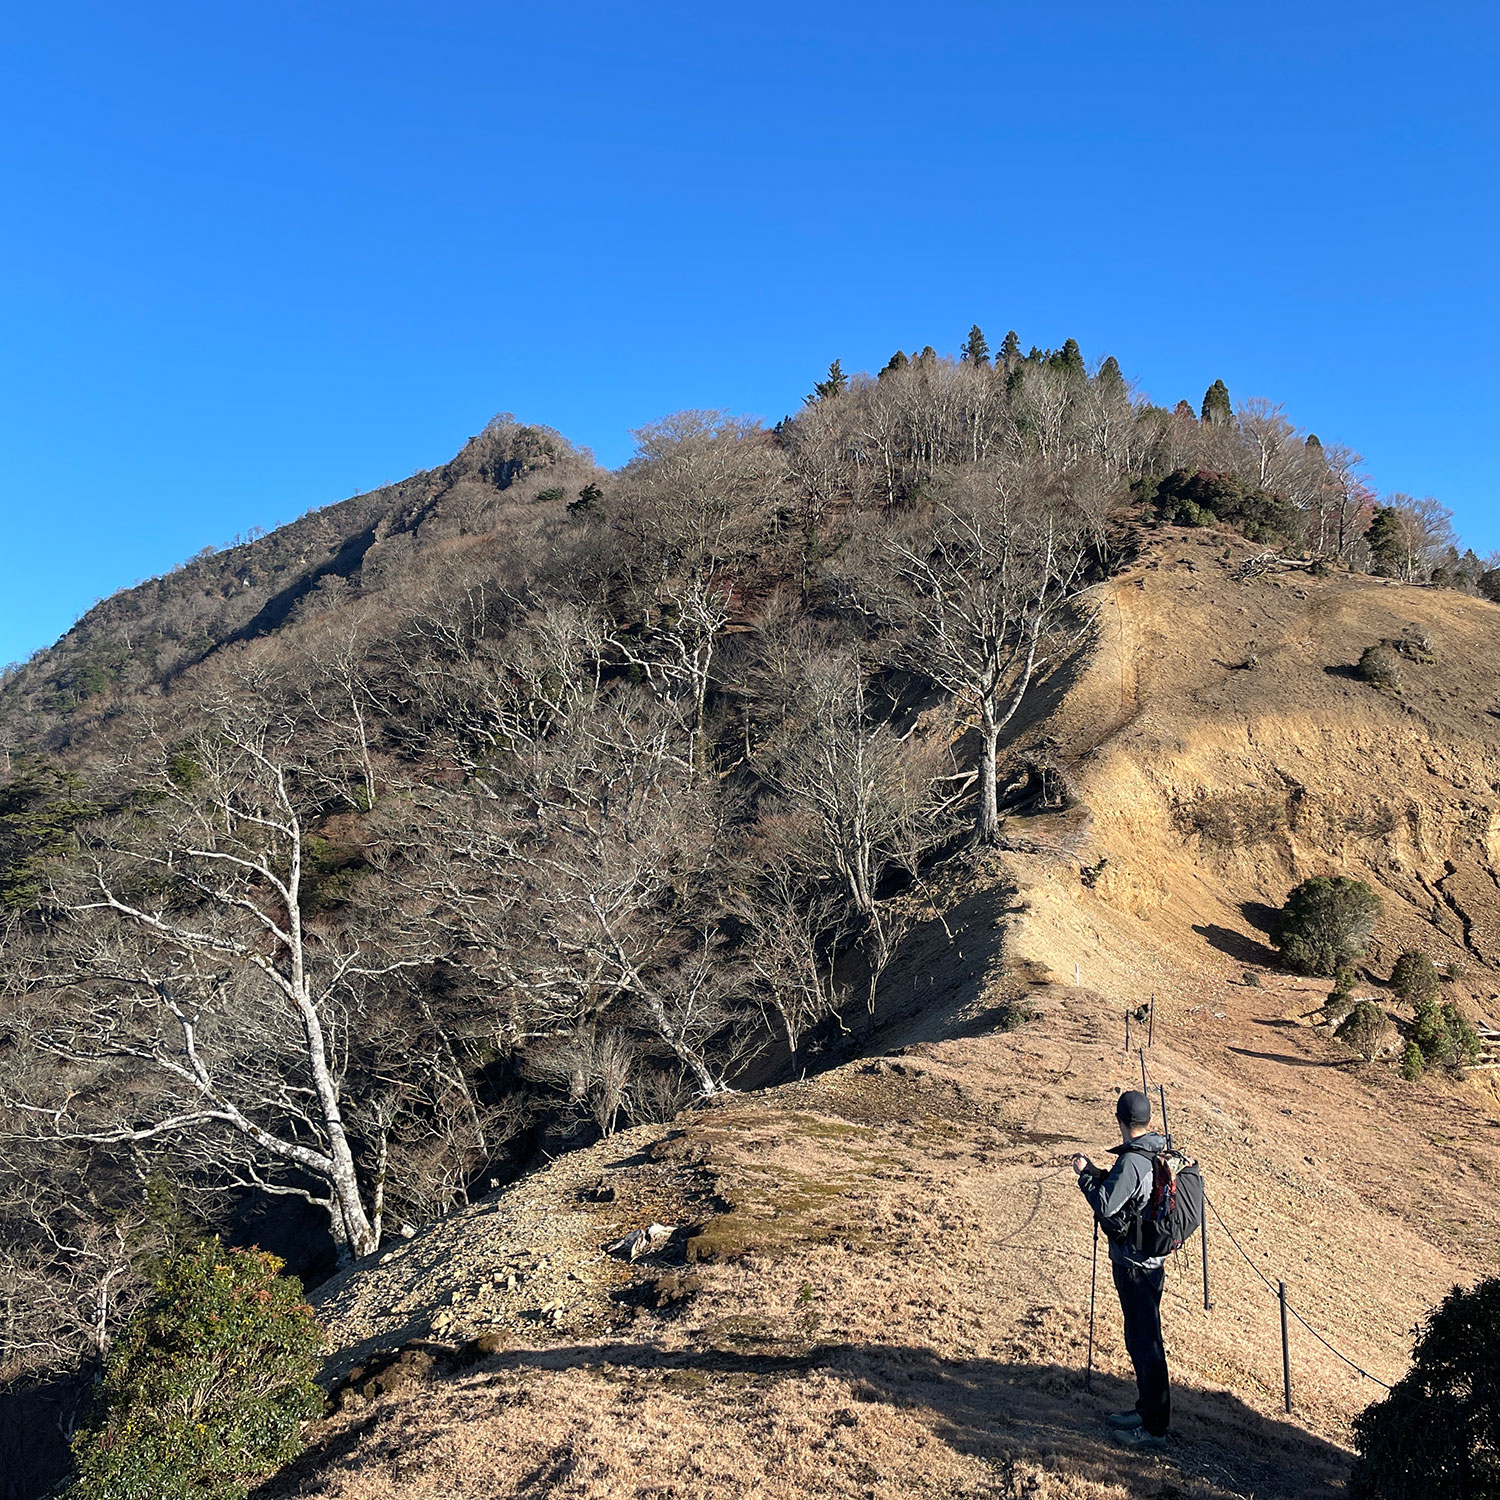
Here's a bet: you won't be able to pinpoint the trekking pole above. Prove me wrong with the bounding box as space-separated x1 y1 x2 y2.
1280 1281 1293 1413
1157 1083 1170 1144
1139 1047 1148 1095
1200 1216 1212 1310
1148 993 1155 1046
1085 1220 1099 1391
1124 1009 1131 1052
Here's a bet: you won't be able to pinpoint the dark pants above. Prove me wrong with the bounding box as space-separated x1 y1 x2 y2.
1112 1261 1170 1435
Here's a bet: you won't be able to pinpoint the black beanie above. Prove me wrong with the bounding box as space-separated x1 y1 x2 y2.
1116 1089 1151 1126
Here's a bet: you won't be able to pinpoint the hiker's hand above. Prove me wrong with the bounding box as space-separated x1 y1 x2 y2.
1071 1154 1091 1175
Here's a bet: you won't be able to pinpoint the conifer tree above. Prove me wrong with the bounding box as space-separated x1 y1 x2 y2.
1058 337 1085 377
1172 399 1197 421
806 359 847 404
1366 506 1403 575
879 350 908 379
999 330 1021 370
961 325 990 366
1201 378 1232 425
1098 355 1126 392
916 345 937 366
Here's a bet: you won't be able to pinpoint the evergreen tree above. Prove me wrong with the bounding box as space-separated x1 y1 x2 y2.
1277 875 1380 976
1057 337 1085 377
805 359 847 404
1351 1277 1500 1498
1366 506 1403 575
1098 355 1126 393
1306 432 1323 452
916 345 937 366
999 329 1021 369
879 349 908 379
1201 378 1232 425
1391 949 1440 1006
960 324 990 366
1172 399 1197 421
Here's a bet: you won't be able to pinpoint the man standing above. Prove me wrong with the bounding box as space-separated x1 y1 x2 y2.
1072 1090 1170 1451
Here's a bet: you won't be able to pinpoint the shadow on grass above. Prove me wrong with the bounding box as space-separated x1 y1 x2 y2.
1227 1046 1357 1071
270 1339 1351 1500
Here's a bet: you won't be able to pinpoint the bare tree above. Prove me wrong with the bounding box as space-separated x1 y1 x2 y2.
876 469 1095 843
2 702 428 1263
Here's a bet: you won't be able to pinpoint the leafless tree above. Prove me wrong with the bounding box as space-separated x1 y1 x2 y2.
1 701 430 1263
875 468 1096 843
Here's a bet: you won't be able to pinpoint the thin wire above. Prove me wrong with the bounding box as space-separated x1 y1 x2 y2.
1204 1191 1392 1389
1139 1051 1393 1390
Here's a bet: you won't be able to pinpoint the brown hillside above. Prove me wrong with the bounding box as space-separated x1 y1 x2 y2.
268 536 1500 1500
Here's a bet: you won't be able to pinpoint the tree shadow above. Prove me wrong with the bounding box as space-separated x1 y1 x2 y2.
1240 901 1282 939
1193 924 1279 967
275 1338 1351 1500
0 1368 89 1500
1227 1047 1355 1071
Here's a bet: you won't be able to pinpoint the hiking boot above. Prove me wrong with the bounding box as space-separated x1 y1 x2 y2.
1105 1410 1143 1431
1112 1426 1167 1453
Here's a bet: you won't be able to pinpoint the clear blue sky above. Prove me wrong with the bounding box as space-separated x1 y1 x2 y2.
2 2 1496 668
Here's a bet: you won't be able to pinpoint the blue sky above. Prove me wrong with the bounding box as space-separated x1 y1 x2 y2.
2 2 1496 668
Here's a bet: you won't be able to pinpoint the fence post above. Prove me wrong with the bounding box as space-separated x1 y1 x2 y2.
1279 1281 1292 1413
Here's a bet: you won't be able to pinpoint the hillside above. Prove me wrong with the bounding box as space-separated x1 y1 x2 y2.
264 543 1500 1499
0 416 599 749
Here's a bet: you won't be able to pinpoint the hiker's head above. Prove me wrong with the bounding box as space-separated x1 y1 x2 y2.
1115 1090 1151 1138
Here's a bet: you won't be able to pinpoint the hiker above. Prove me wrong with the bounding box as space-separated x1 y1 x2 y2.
1072 1089 1171 1451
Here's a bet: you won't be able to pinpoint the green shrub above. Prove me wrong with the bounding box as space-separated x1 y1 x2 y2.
1278 875 1380 977
1350 1276 1500 1498
1321 994 1355 1026
1391 949 1441 1006
1336 1000 1396 1061
1357 645 1402 690
1400 1041 1426 1081
1441 1003 1482 1072
1412 997 1482 1072
67 1242 325 1500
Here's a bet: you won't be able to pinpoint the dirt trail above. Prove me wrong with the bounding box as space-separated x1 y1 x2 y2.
275 536 1500 1500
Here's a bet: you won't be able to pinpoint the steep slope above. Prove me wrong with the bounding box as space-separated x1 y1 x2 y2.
263 539 1500 1500
0 418 598 749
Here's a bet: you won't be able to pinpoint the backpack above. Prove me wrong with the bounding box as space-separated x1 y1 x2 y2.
1109 1144 1205 1258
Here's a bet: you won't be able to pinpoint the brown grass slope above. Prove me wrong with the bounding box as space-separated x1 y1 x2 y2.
270 535 1500 1500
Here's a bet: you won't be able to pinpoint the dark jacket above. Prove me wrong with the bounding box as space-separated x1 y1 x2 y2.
1078 1130 1168 1268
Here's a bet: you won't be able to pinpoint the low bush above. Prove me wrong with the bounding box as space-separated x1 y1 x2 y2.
1400 1041 1425 1081
1391 949 1441 1006
1412 997 1483 1073
1336 1000 1396 1061
1278 875 1380 977
1321 994 1355 1026
66 1242 325 1500
1357 645 1402 690
1351 1276 1500 1498
1174 789 1289 849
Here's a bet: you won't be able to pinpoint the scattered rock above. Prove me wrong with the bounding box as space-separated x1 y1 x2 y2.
607 1223 676 1260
